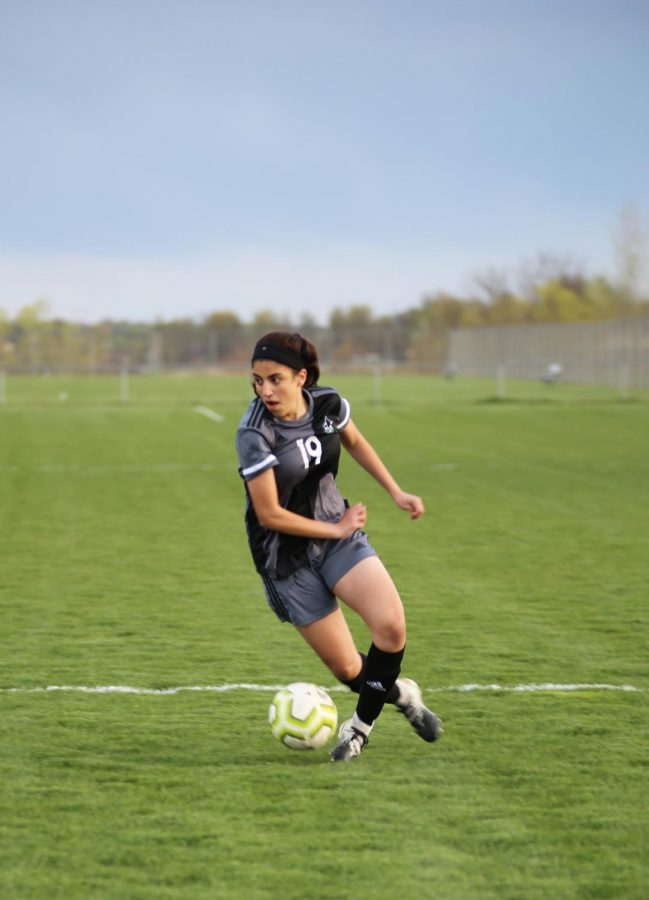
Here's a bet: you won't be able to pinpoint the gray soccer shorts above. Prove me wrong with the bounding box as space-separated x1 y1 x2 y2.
261 531 377 626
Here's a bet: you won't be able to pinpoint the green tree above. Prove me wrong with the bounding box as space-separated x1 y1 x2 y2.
13 299 51 371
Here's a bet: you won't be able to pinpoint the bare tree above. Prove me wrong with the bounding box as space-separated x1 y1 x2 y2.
472 265 511 302
517 252 586 301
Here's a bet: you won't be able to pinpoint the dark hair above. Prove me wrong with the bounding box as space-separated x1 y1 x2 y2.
252 332 320 387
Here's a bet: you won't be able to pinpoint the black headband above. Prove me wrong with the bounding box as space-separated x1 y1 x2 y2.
251 342 306 371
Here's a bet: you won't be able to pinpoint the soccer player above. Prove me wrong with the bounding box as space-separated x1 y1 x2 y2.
236 332 442 761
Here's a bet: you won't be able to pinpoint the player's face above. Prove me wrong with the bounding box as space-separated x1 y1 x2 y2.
251 360 307 419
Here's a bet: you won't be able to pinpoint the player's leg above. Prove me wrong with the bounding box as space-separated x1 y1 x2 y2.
292 585 385 761
333 555 406 650
268 564 365 686
334 556 442 749
295 607 362 683
332 556 405 737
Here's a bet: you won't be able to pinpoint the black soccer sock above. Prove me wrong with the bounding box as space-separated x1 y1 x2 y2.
340 651 401 705
355 643 405 727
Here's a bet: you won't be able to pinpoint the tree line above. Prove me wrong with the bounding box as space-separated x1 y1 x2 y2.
1 259 647 374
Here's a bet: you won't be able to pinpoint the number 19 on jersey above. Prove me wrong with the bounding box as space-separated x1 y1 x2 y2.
296 436 322 469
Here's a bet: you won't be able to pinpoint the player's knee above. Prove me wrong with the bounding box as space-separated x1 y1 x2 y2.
373 614 406 652
330 657 362 682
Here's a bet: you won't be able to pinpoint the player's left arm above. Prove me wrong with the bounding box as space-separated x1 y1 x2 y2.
340 419 424 520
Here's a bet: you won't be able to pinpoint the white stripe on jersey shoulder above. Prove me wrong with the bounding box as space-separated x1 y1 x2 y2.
338 397 351 429
242 454 278 478
309 386 351 429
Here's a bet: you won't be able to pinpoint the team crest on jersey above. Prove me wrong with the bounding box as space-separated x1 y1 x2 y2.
322 416 336 434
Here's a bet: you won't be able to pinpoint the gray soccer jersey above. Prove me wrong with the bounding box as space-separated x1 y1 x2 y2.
236 386 351 579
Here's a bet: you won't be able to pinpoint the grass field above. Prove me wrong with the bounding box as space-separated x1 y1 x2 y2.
1 372 648 899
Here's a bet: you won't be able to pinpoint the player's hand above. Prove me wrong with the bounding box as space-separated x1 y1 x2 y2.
393 491 425 520
335 502 367 538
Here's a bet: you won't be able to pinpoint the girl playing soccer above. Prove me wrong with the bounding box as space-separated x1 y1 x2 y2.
236 332 441 761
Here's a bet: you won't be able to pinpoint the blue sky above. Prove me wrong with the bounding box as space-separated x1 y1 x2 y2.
1 0 647 323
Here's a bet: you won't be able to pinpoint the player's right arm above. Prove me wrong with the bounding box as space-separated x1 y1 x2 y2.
246 468 366 540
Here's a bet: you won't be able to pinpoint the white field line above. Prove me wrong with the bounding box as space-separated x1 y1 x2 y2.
194 405 224 423
0 682 642 696
427 682 643 694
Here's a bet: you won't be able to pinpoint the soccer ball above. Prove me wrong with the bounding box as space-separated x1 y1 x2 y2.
268 682 338 750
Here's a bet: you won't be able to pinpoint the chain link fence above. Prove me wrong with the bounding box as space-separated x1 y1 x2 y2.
448 316 649 390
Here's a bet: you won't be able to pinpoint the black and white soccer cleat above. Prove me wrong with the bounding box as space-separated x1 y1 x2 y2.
395 678 443 742
330 718 369 762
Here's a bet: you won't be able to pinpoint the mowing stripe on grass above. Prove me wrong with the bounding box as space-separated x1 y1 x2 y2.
0 682 642 696
0 463 215 474
194 405 224 423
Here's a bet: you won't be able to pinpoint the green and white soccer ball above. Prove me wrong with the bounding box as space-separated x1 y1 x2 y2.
269 682 338 750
